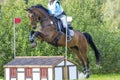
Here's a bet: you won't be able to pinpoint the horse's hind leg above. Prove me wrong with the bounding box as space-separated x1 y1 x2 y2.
70 46 90 78
79 44 90 78
70 47 85 66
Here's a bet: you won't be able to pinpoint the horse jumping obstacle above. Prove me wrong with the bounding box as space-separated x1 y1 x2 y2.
4 56 78 80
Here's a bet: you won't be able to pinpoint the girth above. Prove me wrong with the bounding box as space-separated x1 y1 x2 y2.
48 32 62 46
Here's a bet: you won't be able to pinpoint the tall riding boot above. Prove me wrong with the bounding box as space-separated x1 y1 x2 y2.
66 28 71 41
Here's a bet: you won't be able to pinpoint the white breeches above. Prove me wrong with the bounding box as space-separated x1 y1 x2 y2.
57 15 68 28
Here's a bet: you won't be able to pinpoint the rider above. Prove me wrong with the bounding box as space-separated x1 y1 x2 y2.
48 0 71 41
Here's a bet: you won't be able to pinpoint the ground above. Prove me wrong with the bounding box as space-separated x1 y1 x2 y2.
85 74 120 80
1 74 120 80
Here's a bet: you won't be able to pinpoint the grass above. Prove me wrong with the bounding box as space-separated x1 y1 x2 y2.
85 74 120 80
0 77 3 80
0 74 120 80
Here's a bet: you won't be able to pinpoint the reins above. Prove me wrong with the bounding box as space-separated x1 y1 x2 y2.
39 15 50 23
39 15 56 29
36 8 55 27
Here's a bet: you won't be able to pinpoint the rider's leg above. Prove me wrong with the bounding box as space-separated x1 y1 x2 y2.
60 15 71 41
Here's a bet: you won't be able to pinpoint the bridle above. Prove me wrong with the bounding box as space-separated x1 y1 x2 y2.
30 10 55 28
27 5 62 46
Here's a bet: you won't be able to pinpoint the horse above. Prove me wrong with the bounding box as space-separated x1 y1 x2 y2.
25 4 101 78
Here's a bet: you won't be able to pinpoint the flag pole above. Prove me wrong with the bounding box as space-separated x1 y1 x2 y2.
13 17 21 58
14 18 16 58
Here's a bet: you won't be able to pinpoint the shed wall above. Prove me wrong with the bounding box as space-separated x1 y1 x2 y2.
18 73 25 80
69 66 77 79
54 67 63 80
5 68 10 80
33 68 40 80
4 59 78 80
17 68 25 80
57 61 74 66
11 78 16 80
48 68 53 80
26 79 31 80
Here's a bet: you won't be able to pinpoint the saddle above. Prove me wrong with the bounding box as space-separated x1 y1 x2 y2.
55 18 73 34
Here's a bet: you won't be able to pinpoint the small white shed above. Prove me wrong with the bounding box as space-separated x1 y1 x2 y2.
4 56 78 80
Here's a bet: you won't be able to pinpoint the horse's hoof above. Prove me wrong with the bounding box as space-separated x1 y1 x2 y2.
79 72 85 79
31 42 37 48
85 72 90 78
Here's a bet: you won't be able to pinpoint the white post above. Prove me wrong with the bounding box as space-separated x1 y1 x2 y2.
64 18 68 80
65 27 67 63
64 0 69 79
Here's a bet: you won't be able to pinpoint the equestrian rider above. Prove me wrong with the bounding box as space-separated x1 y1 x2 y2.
48 0 71 41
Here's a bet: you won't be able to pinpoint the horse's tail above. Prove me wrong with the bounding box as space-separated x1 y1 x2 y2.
83 32 101 65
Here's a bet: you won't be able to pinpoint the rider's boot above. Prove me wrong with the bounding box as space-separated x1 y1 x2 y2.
66 28 71 41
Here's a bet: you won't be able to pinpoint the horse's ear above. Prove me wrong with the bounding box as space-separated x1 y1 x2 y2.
24 8 30 11
24 8 32 13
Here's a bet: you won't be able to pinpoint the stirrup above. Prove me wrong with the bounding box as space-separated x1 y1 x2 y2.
67 36 71 41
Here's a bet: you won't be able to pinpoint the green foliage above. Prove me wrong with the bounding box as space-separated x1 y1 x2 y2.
0 0 120 76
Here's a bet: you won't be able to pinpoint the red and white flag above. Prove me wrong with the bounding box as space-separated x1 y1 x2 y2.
14 18 21 24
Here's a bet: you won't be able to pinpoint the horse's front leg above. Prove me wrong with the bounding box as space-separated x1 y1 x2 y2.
29 30 45 48
29 30 35 43
29 30 37 48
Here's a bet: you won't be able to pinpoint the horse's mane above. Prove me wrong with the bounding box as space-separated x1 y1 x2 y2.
30 4 49 14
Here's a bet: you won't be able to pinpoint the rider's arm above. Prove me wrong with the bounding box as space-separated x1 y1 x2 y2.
48 4 52 14
54 2 62 17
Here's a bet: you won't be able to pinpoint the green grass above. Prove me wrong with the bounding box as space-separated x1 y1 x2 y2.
0 74 120 80
0 77 3 80
85 74 120 80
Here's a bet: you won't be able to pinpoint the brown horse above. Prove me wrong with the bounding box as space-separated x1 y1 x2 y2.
25 4 101 78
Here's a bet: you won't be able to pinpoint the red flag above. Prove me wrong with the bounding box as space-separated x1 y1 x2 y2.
14 18 21 24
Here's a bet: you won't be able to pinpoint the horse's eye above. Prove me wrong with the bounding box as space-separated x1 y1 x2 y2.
29 13 34 18
30 14 34 18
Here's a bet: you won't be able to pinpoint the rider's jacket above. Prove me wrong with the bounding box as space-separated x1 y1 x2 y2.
48 1 64 17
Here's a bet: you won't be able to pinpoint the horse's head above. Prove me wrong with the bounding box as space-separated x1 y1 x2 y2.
25 6 40 29
25 4 49 29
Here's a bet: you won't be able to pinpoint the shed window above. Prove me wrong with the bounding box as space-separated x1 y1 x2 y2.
10 67 17 78
26 68 32 78
41 68 48 78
